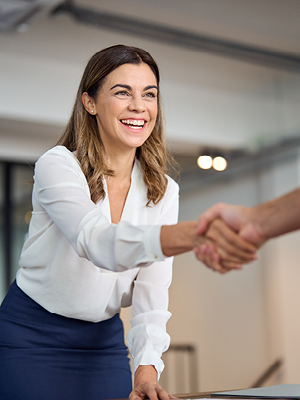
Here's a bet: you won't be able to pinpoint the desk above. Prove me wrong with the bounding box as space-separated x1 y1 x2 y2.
114 387 293 400
113 390 246 400
173 389 292 400
175 390 238 399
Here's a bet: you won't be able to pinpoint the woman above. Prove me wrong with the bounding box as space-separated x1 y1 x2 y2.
0 45 256 400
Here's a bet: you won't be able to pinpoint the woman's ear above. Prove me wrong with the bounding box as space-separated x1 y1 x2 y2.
81 92 96 115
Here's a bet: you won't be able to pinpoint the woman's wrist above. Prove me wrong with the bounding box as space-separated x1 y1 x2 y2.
160 221 200 257
134 365 158 386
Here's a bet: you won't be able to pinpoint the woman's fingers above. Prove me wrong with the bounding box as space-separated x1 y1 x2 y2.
194 245 229 274
194 217 259 273
205 219 257 262
216 244 257 264
194 244 244 274
129 383 171 400
156 386 172 400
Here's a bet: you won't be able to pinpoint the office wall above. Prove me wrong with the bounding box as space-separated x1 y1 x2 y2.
168 154 300 391
1 12 300 161
261 155 300 384
169 174 266 392
120 152 300 392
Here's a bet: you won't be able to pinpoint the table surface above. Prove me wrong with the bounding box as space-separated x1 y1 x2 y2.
111 388 295 400
173 390 296 400
110 389 249 400
175 390 239 399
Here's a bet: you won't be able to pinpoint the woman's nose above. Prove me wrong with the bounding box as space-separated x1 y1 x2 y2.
128 96 145 113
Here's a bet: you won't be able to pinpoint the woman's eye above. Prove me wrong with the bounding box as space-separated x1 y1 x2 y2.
116 91 130 96
144 92 156 98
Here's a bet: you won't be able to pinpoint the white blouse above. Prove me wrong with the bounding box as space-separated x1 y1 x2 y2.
17 145 179 377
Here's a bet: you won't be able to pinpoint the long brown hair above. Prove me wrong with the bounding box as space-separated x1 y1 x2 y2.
56 44 175 205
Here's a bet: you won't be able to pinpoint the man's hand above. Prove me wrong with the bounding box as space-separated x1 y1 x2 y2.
194 217 258 273
197 203 265 246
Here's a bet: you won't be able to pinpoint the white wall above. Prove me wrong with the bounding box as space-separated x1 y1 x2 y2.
259 154 300 384
1 12 300 161
167 173 267 392
120 151 300 393
165 153 300 392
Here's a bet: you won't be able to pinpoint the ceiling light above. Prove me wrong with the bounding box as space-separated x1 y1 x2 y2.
212 156 227 171
197 155 212 169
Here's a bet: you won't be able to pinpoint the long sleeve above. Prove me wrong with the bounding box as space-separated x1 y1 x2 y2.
17 145 179 325
126 177 179 379
28 146 164 272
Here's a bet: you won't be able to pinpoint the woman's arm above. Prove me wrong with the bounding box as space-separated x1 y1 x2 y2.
160 219 258 273
33 147 166 271
34 147 257 275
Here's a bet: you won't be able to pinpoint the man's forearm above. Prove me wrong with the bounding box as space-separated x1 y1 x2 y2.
253 188 300 240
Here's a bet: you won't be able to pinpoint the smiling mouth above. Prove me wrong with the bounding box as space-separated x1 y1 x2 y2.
121 119 146 130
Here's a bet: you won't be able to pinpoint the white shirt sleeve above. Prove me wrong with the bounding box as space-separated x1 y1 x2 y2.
33 146 165 272
26 145 179 379
126 177 179 380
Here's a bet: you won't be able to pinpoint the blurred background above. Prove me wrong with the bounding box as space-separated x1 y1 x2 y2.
1 0 300 394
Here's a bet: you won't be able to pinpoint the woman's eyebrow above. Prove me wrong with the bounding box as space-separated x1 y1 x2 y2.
144 85 158 91
110 84 131 90
110 84 158 91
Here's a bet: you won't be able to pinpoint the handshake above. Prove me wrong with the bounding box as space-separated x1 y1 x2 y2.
192 187 300 274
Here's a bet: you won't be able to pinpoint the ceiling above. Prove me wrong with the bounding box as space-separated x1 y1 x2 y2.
0 0 300 164
2 0 300 57
2 0 299 52
84 0 299 54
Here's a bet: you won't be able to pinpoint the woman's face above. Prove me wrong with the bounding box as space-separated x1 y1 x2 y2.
88 62 158 154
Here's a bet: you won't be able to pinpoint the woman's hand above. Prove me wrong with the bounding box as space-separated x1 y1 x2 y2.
129 365 176 400
160 219 257 274
194 218 258 274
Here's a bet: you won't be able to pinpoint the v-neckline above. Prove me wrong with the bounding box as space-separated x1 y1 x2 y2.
104 160 138 224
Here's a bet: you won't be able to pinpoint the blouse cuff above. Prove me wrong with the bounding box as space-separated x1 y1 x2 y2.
143 225 165 262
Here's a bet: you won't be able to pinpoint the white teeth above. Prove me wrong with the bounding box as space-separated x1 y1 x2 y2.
128 125 142 130
121 119 145 127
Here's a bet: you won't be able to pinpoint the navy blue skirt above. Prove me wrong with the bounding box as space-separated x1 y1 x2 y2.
0 281 132 400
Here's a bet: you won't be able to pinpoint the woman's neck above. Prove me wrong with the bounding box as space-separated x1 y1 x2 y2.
104 149 136 224
105 148 136 181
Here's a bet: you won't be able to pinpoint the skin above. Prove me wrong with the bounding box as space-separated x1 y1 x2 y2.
82 63 158 159
82 63 158 224
81 62 258 400
197 188 300 264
